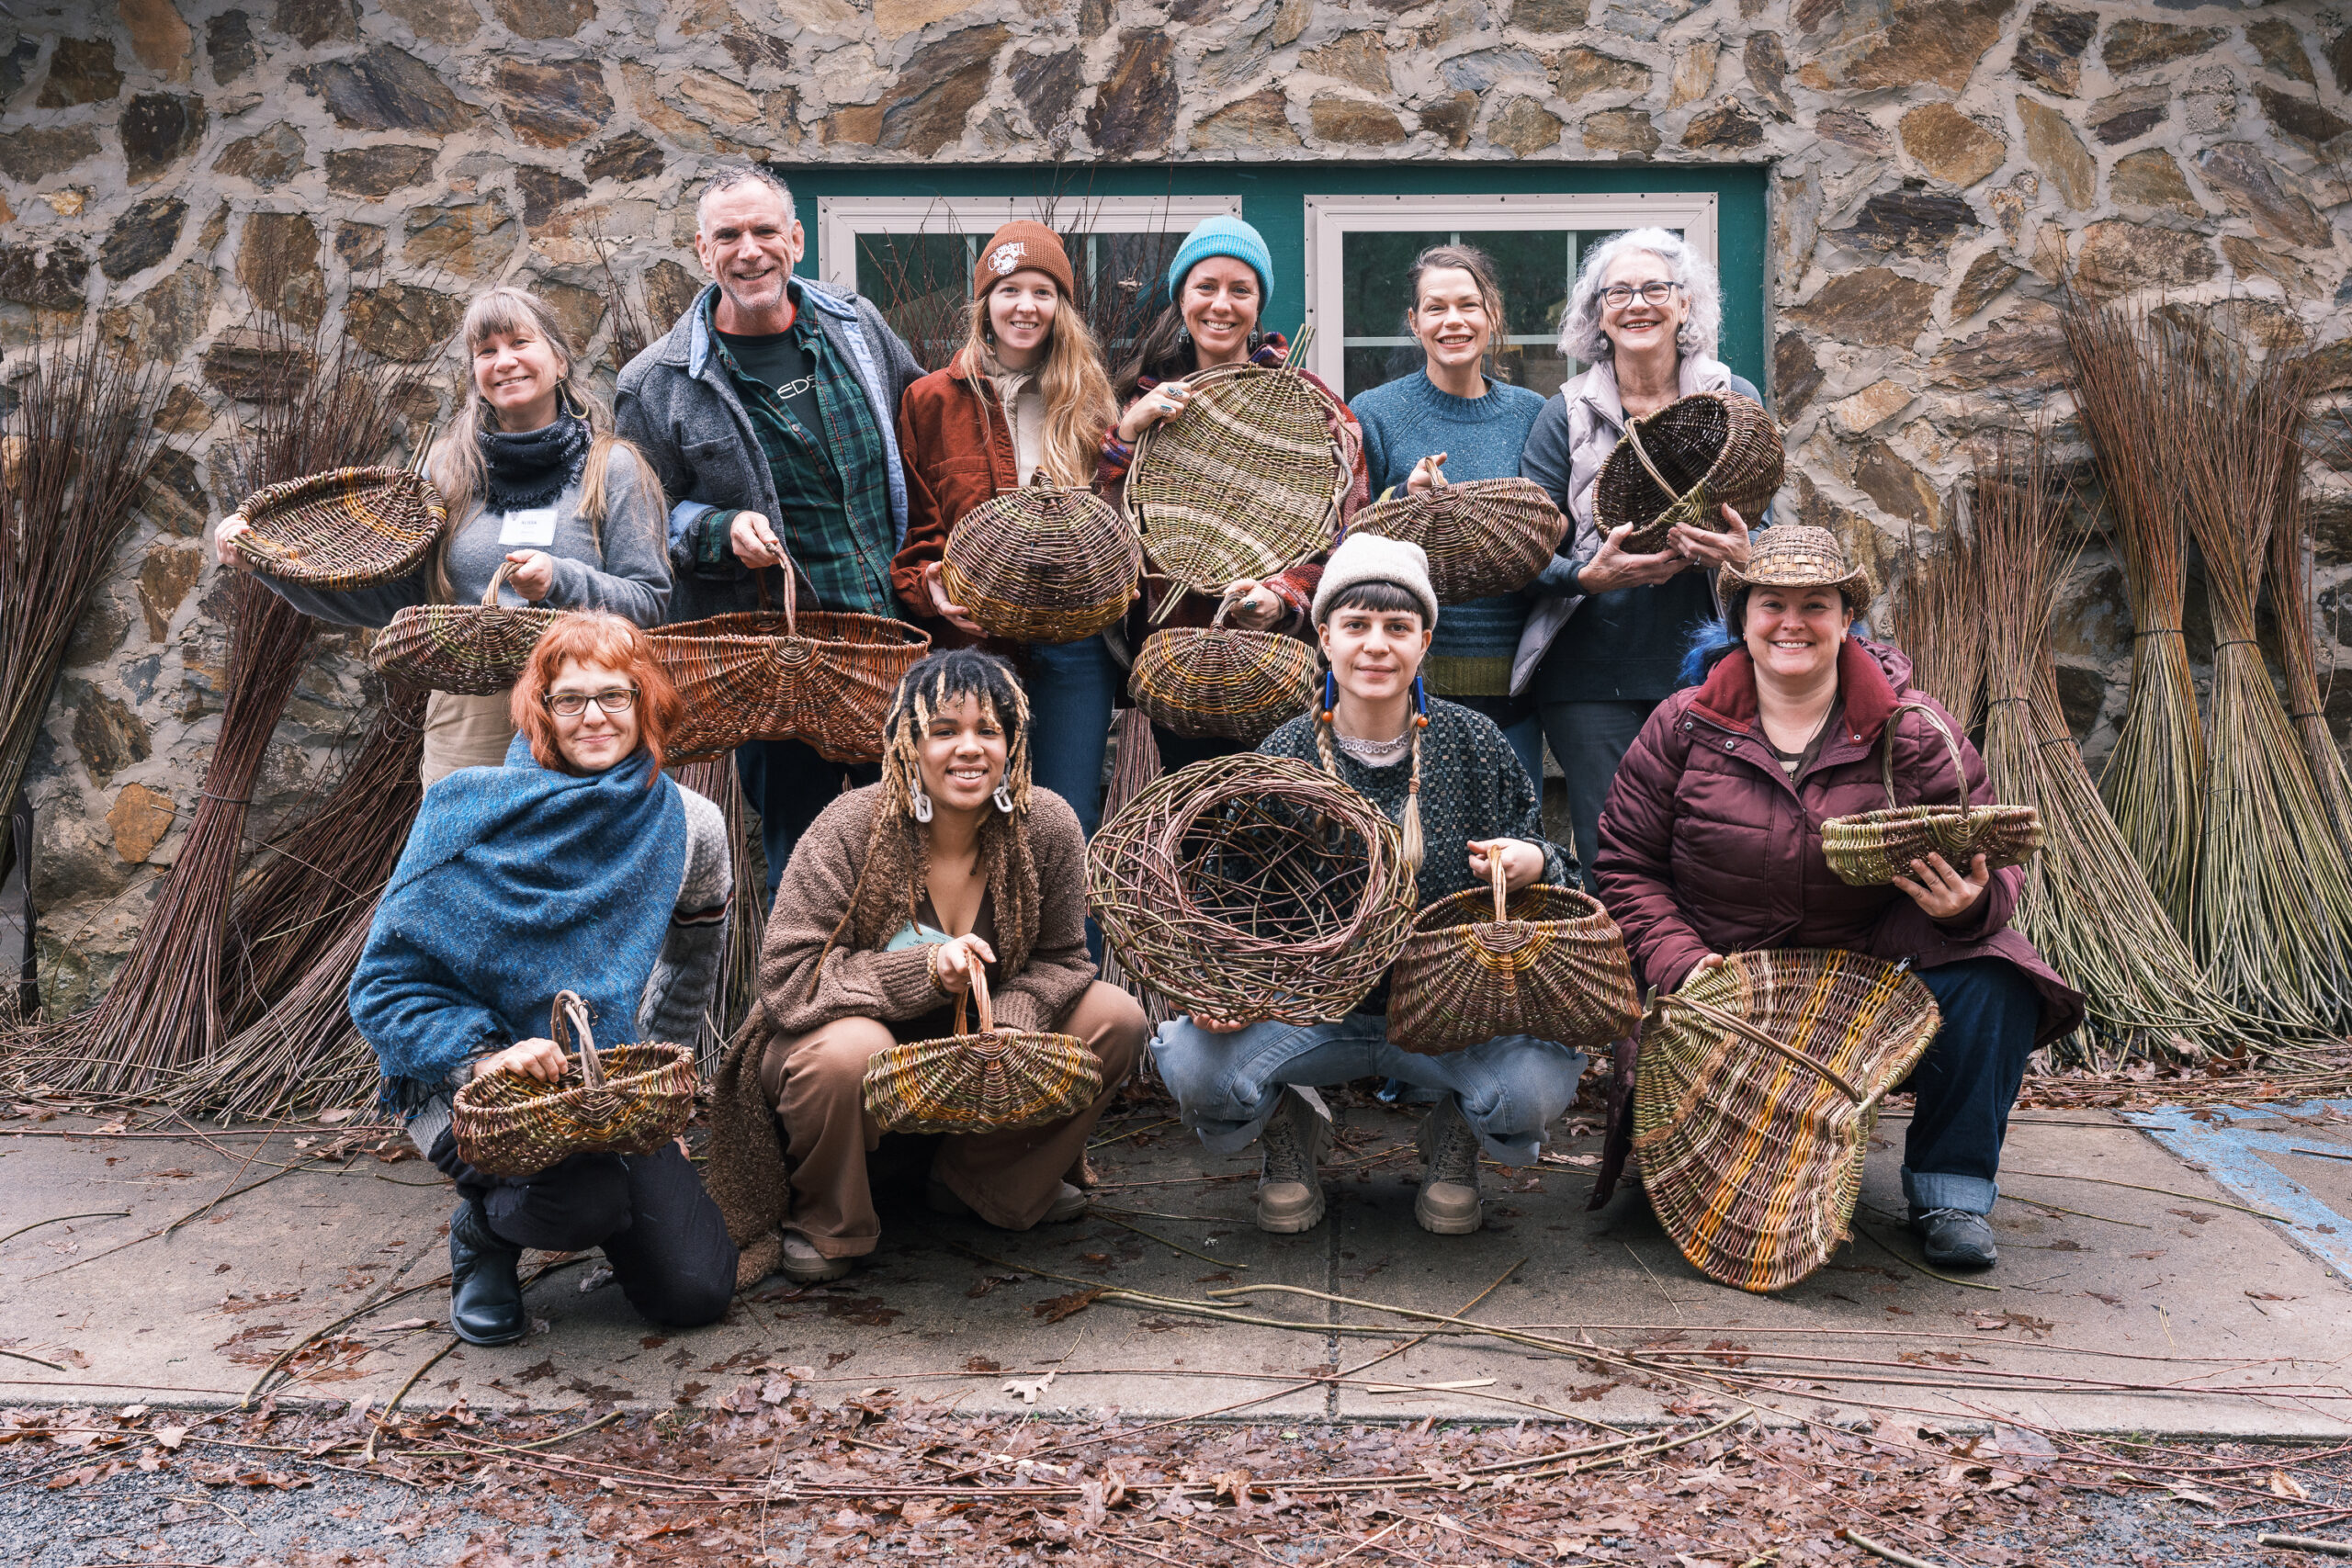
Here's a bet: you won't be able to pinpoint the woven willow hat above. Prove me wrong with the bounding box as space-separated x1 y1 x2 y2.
1717 525 1875 619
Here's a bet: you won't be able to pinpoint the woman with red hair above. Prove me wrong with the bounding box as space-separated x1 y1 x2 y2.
351 611 738 1345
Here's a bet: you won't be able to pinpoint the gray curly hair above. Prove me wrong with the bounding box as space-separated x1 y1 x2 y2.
1556 227 1722 365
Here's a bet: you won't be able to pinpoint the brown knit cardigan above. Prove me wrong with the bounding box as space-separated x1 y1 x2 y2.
705 783 1097 1282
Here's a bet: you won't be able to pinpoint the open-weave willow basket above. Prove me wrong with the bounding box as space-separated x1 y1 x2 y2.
1088 753 1420 1027
451 991 698 1179
1129 590 1318 741
1126 355 1350 598
861 967 1104 1134
1387 858 1641 1055
651 548 931 765
1632 949 1940 1293
941 482 1141 645
371 558 561 695
1821 700 2044 886
232 466 447 589
1349 478 1566 604
1595 390 1785 554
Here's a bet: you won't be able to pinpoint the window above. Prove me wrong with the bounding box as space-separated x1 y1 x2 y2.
814 194 1241 371
1302 193 1720 400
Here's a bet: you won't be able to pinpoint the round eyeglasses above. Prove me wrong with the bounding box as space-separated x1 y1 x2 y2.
545 687 639 717
1600 280 1682 310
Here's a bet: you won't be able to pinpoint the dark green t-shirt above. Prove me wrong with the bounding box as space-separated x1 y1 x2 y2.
715 326 821 439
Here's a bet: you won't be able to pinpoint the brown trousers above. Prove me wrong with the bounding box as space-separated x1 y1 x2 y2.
760 980 1147 1258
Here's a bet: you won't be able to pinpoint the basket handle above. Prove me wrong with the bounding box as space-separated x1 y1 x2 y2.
1648 987 1866 1104
1620 412 1688 505
1488 850 1511 923
548 989 605 1091
481 558 516 607
1209 584 1247 630
950 962 996 1036
748 540 803 637
1879 699 1980 837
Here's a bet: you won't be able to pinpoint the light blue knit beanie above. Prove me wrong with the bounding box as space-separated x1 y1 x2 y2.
1164 215 1273 309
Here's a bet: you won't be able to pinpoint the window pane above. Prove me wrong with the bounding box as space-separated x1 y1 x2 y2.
854 224 1192 373
1338 229 1446 400
1461 228 1576 400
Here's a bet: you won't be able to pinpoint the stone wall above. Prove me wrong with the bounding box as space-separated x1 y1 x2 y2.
2 0 2346 1007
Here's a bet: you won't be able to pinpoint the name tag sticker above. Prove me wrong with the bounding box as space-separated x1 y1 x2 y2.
498 507 559 547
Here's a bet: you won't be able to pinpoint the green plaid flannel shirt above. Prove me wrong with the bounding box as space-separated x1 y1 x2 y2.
698 290 897 616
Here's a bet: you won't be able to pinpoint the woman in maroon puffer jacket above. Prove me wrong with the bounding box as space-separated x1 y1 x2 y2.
1592 525 2084 1271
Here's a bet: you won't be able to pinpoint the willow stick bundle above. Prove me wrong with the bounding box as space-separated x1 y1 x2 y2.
670 757 763 1073
2266 457 2352 863
175 919 379 1122
1886 525 1984 731
2063 302 2203 934
0 335 169 886
2179 328 2352 1037
1970 438 2237 1068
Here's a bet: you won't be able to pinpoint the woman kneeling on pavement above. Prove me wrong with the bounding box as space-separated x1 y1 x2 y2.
1152 533 1585 1237
351 612 738 1345
707 649 1148 1287
1590 527 2084 1270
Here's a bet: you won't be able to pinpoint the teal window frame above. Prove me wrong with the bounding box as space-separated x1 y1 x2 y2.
772 161 1770 397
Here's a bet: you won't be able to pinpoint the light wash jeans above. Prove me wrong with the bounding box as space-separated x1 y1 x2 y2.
1026 634 1118 838
1151 1012 1589 1166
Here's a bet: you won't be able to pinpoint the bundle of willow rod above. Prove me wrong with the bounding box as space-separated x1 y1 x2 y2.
221 683 426 1032
2179 330 2352 1036
2267 455 2352 863
2062 302 2202 933
0 334 169 894
1970 438 2239 1068
173 918 379 1122
1885 525 1984 731
671 756 763 1072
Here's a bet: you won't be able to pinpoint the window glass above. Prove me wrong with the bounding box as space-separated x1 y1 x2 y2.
851 226 1188 373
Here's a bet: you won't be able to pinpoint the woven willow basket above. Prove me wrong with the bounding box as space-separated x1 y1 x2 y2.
1387 858 1641 1056
861 968 1104 1135
232 466 447 589
940 482 1141 645
1349 478 1566 604
1595 390 1785 554
1632 949 1940 1293
1820 700 2044 886
1087 753 1420 1027
651 550 931 766
1127 358 1350 597
451 991 698 1179
1129 590 1317 742
371 558 561 695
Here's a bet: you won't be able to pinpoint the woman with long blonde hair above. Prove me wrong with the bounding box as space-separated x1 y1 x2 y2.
888 222 1125 832
216 285 671 784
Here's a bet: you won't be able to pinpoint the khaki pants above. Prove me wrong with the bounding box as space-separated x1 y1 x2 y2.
761 980 1147 1258
419 689 518 786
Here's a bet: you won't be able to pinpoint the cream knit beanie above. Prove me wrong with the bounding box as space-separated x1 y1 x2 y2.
1310 532 1440 628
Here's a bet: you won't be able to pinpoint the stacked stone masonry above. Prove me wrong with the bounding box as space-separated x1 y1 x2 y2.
0 0 2346 1005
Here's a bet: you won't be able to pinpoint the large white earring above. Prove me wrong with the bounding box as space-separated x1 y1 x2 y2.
911 787 933 824
993 783 1015 815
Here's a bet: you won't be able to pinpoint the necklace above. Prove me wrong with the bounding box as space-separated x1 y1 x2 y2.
1335 727 1414 767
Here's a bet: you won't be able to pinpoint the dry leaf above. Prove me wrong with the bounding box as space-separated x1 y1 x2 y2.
1002 1371 1057 1405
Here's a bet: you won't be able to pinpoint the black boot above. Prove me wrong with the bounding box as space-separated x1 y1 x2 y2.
447 1201 526 1346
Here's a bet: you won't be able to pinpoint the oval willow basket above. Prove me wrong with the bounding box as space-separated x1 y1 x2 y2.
1387 858 1641 1056
370 558 560 696
1129 591 1317 742
232 466 447 589
861 968 1104 1135
1349 478 1565 604
1595 390 1785 554
452 990 697 1179
941 483 1141 645
1632 949 1940 1294
1820 700 2044 886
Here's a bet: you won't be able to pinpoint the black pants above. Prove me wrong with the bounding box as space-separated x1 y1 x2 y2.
1537 698 1660 874
443 1135 736 1328
736 738 881 897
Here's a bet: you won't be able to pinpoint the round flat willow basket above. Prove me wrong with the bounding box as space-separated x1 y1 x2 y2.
451 991 697 1179
1128 592 1317 742
1632 949 1940 1294
1127 361 1349 594
1821 700 2044 886
941 483 1141 645
1349 478 1565 604
232 466 446 589
370 559 560 696
1387 859 1641 1056
861 969 1104 1134
1595 390 1785 554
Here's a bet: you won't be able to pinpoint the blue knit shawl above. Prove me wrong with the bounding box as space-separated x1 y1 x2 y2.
350 734 688 1112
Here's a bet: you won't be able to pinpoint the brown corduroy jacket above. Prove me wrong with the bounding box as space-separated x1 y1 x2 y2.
889 358 1021 646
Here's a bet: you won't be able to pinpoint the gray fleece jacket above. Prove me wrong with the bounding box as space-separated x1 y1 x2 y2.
614 278 925 626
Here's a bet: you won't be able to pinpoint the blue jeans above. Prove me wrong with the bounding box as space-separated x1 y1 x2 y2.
1152 1012 1589 1166
736 739 880 897
1025 635 1118 837
1900 958 2041 1216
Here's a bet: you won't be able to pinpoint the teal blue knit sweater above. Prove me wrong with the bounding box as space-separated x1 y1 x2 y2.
1349 370 1548 700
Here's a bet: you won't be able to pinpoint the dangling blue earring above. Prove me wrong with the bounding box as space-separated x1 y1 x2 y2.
1410 676 1429 721
1322 671 1339 717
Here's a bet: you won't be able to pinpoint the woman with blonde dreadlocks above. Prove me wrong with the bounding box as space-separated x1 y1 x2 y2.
706 649 1148 1286
1152 534 1583 1238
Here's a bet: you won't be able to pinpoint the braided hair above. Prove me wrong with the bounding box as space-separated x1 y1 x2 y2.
818 649 1043 981
1314 667 1430 872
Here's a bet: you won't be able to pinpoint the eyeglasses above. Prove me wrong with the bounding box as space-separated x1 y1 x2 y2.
1600 281 1682 310
545 687 639 717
